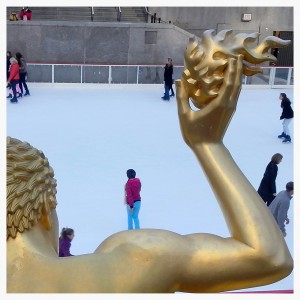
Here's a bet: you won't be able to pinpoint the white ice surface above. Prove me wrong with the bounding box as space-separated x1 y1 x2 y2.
6 83 294 293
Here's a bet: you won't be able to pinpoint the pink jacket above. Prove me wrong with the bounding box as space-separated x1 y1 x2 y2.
125 178 141 208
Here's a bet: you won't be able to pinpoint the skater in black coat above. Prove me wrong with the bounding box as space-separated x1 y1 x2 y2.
161 58 173 101
168 58 175 97
278 93 293 143
7 51 12 80
257 153 283 206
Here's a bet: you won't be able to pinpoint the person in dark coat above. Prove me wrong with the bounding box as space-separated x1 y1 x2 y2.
59 227 75 257
257 153 283 206
7 50 12 80
161 58 173 100
168 58 175 97
277 93 293 143
15 52 30 96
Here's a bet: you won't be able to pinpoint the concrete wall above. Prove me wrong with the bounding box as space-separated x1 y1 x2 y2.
7 7 293 66
7 21 193 65
149 7 293 42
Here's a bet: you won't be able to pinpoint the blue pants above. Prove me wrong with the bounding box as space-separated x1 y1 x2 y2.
127 201 141 230
164 83 170 100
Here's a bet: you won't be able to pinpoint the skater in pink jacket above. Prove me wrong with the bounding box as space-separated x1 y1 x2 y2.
125 169 141 229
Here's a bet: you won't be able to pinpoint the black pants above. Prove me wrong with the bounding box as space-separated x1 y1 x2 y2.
19 72 29 94
10 80 19 100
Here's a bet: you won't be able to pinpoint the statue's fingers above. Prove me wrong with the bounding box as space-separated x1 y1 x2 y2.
230 55 243 101
224 58 236 88
175 80 191 115
217 58 236 100
233 55 244 98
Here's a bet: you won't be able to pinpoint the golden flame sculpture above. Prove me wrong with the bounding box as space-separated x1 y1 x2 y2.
7 30 292 293
183 30 290 108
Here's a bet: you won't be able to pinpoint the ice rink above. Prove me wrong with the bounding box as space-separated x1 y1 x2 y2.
6 83 294 293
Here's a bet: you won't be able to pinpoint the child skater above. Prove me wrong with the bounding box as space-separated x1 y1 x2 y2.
59 227 75 257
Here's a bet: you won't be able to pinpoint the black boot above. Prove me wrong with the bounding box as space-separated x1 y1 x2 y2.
24 91 30 96
282 135 291 143
161 94 170 101
10 97 18 103
278 132 286 139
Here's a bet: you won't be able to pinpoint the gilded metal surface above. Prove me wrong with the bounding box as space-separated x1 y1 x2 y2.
7 30 292 293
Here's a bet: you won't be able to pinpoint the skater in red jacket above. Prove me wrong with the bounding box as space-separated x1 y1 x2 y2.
7 57 20 103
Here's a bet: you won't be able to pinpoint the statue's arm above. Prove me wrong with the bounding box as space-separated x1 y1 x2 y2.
173 56 293 292
175 143 293 292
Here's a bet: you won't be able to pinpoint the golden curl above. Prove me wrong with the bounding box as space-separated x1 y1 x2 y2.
7 137 57 240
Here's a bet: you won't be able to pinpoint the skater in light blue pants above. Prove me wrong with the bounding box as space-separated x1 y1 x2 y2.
125 169 142 230
127 200 141 230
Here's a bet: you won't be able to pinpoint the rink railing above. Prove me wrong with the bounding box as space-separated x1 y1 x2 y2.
26 64 294 88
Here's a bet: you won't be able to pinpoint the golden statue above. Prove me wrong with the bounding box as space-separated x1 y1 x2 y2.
7 30 292 293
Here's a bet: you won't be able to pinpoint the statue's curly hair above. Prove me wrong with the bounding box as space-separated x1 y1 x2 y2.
7 137 57 240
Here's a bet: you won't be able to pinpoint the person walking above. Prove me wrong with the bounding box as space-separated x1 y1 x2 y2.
278 93 293 143
257 153 283 206
7 57 20 103
268 181 294 237
161 58 173 101
125 169 142 230
59 227 75 257
15 52 30 96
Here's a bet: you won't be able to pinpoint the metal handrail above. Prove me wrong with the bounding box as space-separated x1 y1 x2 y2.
90 7 94 22
144 7 150 22
117 7 121 22
26 63 294 86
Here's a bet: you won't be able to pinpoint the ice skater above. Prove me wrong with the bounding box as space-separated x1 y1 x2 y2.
168 58 175 97
257 153 282 206
161 58 173 100
125 169 141 229
278 93 293 143
7 57 20 103
7 50 12 80
268 181 294 237
16 52 30 96
59 227 75 257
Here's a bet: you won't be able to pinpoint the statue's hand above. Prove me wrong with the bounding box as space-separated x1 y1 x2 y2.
176 55 243 146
